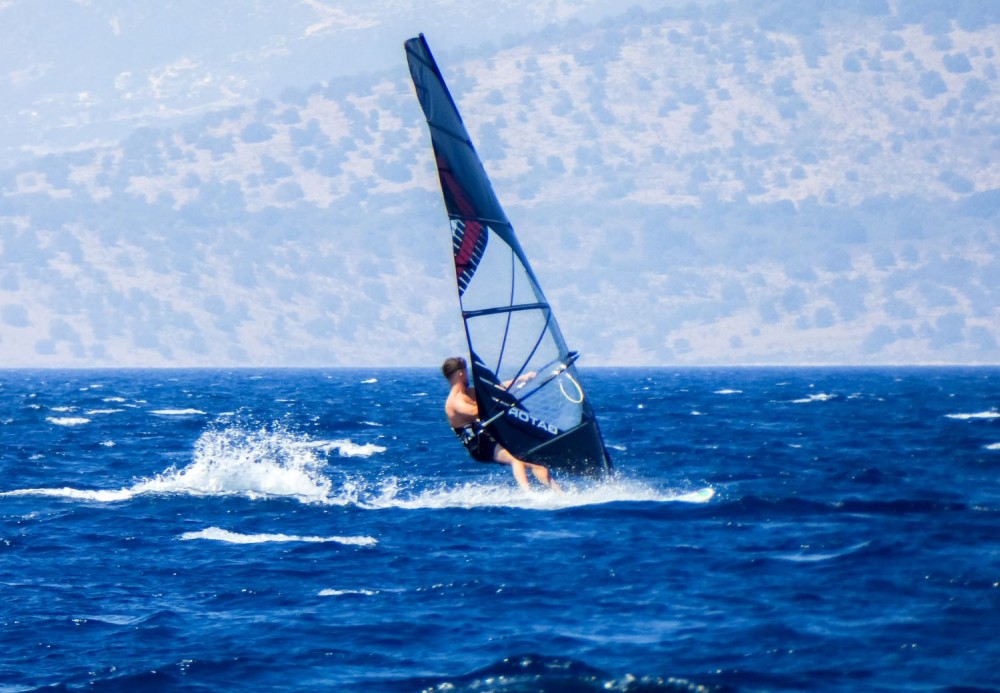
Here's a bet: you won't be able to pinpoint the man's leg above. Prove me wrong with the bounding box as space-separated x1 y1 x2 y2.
494 447 533 491
495 446 561 492
526 463 562 493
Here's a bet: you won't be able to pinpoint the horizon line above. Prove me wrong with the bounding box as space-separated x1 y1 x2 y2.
2 363 1000 372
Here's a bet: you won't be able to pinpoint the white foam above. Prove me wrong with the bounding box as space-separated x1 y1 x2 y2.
361 378 378 384
672 487 716 503
305 439 387 458
3 417 712 512
150 408 207 416
776 541 871 563
86 408 124 415
714 389 743 395
179 527 377 546
2 487 135 502
50 406 77 412
986 443 1000 451
132 424 338 503
791 393 837 404
945 411 1000 420
319 588 379 597
360 478 714 511
2 423 360 506
46 416 91 426
73 614 145 626
75 614 142 626
103 397 126 403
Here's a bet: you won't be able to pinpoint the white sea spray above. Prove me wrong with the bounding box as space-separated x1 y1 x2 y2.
179 527 376 546
46 416 91 426
945 411 1000 420
149 408 207 416
3 418 386 506
356 476 714 511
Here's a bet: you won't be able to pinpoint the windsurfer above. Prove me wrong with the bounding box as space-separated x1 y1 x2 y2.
442 357 562 493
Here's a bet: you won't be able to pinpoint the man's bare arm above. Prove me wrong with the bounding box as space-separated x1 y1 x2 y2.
501 371 536 389
449 392 479 417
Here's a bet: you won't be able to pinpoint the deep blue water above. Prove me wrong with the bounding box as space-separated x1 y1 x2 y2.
1 368 998 692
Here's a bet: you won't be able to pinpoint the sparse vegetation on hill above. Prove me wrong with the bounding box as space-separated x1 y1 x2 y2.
1 2 997 366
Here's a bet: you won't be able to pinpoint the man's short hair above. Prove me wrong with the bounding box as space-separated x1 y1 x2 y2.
442 356 467 380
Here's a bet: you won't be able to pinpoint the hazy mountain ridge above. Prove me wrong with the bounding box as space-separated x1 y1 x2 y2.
1 2 998 366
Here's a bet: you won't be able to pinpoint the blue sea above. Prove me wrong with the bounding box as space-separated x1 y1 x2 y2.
2 368 998 692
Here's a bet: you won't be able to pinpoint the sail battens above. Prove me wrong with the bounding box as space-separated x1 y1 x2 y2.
448 213 510 227
462 303 549 319
406 33 611 478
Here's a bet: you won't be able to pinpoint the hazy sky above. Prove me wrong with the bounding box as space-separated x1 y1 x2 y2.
1 0 997 367
0 0 705 166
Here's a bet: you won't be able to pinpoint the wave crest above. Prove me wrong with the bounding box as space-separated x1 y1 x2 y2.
179 527 376 546
46 416 91 426
359 477 713 511
1 420 385 506
134 423 338 503
945 410 1000 420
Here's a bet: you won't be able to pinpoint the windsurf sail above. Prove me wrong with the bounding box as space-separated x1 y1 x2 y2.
405 34 612 477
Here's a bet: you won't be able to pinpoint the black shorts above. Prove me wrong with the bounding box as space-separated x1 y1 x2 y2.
454 424 497 463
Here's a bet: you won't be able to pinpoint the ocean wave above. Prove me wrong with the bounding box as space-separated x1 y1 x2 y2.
179 527 377 546
0 422 383 506
774 540 872 563
86 408 124 415
4 415 710 511
791 393 837 404
73 614 147 627
394 654 711 692
986 442 1000 451
714 389 743 395
945 410 1000 420
1 487 135 502
150 408 207 416
359 478 714 511
132 423 341 503
319 588 379 596
302 439 387 458
705 494 971 519
46 416 91 426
